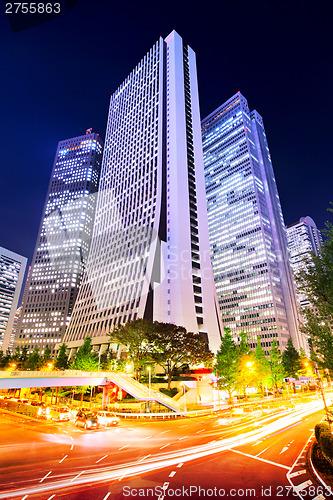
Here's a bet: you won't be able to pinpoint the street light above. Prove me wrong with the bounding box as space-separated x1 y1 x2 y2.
98 348 102 373
181 383 187 413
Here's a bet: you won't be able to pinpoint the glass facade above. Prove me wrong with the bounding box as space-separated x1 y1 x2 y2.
64 31 222 353
0 247 27 352
15 130 103 355
202 93 304 353
286 216 322 308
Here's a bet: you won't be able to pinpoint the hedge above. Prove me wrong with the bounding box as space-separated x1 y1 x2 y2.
315 422 333 467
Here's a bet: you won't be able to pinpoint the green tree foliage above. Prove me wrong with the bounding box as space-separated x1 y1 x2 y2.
269 340 284 393
215 331 239 400
253 337 270 393
70 337 99 371
24 347 42 371
296 210 333 369
147 323 213 390
108 319 155 380
282 338 301 378
54 343 69 370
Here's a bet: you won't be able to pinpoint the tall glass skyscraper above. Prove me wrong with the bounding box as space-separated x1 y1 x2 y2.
0 247 27 352
64 31 222 353
202 92 305 353
286 216 323 308
15 130 103 355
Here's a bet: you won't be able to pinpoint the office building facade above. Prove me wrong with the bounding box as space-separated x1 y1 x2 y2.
0 247 27 352
286 216 323 308
15 130 103 355
202 92 304 352
64 31 222 353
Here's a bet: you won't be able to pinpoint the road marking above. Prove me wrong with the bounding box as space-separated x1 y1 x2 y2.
69 436 73 440
96 454 108 463
280 446 289 454
139 454 151 462
160 443 170 449
119 474 126 481
59 455 68 463
179 435 188 440
289 469 307 478
163 482 170 489
256 447 269 457
40 471 52 483
177 462 184 468
46 495 56 500
70 471 85 482
294 480 313 492
102 493 111 500
118 445 130 450
70 444 74 450
145 436 152 439
169 471 176 477
21 496 28 500
230 449 290 470
195 429 205 434
161 430 170 434
179 425 188 428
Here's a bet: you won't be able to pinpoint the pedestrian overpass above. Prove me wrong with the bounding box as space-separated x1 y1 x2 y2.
0 370 182 412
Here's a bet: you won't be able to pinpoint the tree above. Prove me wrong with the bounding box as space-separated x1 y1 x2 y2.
54 343 69 370
215 329 240 400
253 337 270 394
24 348 42 371
300 309 333 371
70 337 99 371
282 338 301 378
147 322 213 390
296 210 333 369
269 340 284 394
108 319 155 380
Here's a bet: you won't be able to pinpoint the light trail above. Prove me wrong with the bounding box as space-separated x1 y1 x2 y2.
0 400 325 499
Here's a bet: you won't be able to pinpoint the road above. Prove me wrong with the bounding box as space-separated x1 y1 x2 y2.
0 397 331 499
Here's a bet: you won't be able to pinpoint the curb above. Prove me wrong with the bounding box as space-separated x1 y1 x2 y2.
308 440 333 491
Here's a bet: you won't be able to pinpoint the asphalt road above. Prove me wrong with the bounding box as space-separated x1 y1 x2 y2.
0 396 330 500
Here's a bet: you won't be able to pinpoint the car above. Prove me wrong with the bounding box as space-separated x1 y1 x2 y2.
75 411 100 429
97 411 120 427
46 406 70 421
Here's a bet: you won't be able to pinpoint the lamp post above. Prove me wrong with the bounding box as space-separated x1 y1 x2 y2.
98 348 102 373
182 383 187 413
315 363 332 433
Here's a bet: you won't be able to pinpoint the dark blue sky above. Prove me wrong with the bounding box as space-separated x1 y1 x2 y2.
1 0 332 263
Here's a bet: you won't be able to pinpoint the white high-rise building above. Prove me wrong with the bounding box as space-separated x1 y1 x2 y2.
286 216 323 308
15 130 103 355
0 247 27 352
202 92 305 353
64 31 222 353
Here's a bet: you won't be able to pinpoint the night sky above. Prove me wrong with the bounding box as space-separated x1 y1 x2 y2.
1 0 332 265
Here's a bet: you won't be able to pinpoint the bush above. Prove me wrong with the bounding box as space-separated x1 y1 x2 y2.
159 387 178 398
315 423 333 466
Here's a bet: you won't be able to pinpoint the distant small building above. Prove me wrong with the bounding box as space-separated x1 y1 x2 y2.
0 247 27 352
286 216 323 308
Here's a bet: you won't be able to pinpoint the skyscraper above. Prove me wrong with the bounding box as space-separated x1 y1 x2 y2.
202 92 305 353
0 247 27 352
286 216 323 308
64 31 222 353
15 130 103 355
